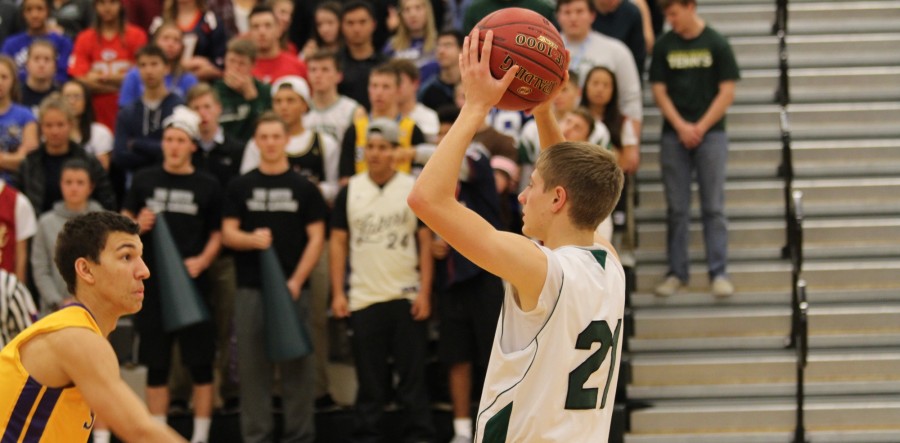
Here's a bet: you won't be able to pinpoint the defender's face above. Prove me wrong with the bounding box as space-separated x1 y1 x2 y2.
91 232 150 315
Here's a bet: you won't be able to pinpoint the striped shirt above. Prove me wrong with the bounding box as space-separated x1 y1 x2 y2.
0 269 37 348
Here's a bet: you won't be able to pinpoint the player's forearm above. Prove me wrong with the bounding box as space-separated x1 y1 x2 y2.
533 106 565 150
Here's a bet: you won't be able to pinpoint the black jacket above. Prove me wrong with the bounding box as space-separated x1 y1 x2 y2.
18 142 117 213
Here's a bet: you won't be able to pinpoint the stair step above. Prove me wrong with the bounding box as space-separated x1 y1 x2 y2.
630 332 900 352
628 396 900 435
700 1 900 37
631 287 900 308
628 380 900 400
731 33 900 69
626 430 900 443
631 349 900 387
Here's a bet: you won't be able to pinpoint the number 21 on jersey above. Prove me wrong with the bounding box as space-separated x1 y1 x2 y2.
565 319 622 410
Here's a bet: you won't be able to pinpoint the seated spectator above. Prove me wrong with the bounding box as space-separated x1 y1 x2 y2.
304 50 364 146
0 0 73 84
51 0 94 39
30 158 103 314
69 0 147 130
112 45 184 193
62 80 114 170
248 5 307 84
593 0 647 76
20 40 59 116
337 1 388 110
383 0 439 85
418 29 461 112
118 22 199 107
0 178 37 283
150 0 227 81
19 94 116 213
214 38 272 145
390 58 439 142
0 55 39 185
300 1 343 60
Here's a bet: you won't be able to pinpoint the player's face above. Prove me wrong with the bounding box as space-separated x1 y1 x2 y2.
95 0 121 24
60 168 93 207
155 27 183 61
316 9 341 44
560 113 592 142
400 0 428 34
435 35 460 68
137 55 169 89
665 3 696 36
307 59 341 92
585 69 614 108
23 0 49 31
273 88 308 126
341 8 375 46
552 80 580 113
250 12 279 52
91 232 150 315
518 169 553 238
368 73 399 114
189 93 222 134
255 121 289 164
364 135 396 175
558 1 596 39
61 83 86 115
272 1 293 34
26 45 55 81
161 127 196 170
40 109 72 149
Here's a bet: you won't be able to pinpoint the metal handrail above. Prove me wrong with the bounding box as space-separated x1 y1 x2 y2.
787 190 803 345
794 279 809 443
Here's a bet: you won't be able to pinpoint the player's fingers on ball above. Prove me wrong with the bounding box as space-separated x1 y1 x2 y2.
481 30 493 66
469 28 480 64
500 65 520 88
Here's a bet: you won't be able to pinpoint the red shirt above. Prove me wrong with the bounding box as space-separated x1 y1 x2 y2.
252 51 308 84
0 185 18 274
68 24 148 130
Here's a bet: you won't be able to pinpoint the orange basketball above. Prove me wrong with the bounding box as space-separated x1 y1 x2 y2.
475 8 568 111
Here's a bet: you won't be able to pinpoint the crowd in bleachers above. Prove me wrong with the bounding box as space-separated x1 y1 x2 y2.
0 0 741 440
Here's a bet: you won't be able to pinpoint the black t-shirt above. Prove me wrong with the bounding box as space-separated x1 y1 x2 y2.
224 169 328 288
336 48 388 111
123 167 223 260
21 82 58 116
41 151 67 213
192 137 245 189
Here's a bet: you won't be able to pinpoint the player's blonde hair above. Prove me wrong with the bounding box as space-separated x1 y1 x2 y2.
535 142 623 230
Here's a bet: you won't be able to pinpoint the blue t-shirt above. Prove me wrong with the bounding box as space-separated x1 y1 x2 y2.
0 32 74 85
117 67 199 107
0 104 36 183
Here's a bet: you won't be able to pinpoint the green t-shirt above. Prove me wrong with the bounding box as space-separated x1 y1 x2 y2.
462 0 557 34
649 26 740 133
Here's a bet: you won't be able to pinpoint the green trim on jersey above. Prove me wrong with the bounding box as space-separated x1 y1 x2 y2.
483 402 513 443
590 249 608 269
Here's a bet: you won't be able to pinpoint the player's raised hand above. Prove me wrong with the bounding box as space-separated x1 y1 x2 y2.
460 29 519 113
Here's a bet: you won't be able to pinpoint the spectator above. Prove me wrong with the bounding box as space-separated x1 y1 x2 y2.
558 0 643 133
122 0 161 32
112 44 184 193
462 0 556 34
214 38 272 145
267 0 298 55
340 63 427 181
304 50 364 146
118 22 199 107
337 1 388 111
650 0 740 297
418 29 461 112
18 94 115 213
68 0 147 130
430 106 505 443
222 112 326 443
0 178 37 283
61 80 113 170
582 66 639 172
20 40 59 116
300 2 343 61
383 0 439 85
150 0 227 81
0 56 39 186
122 105 220 443
30 158 103 314
330 118 435 443
187 83 244 188
2 0 73 85
51 0 94 39
593 0 646 76
248 5 307 84
390 58 439 142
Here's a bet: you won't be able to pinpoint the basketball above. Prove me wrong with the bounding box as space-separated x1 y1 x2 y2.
474 8 568 111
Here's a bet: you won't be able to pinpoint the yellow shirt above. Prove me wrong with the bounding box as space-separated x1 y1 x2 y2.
0 305 99 443
353 116 417 173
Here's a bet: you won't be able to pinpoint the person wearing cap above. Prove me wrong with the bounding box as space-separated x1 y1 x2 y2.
222 112 327 443
248 5 308 84
121 105 223 443
330 116 436 442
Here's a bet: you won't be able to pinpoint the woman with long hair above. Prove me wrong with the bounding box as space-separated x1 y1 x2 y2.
68 0 147 130
151 0 227 81
383 0 439 82
118 22 199 107
581 66 639 171
0 55 39 182
61 80 113 170
300 2 343 60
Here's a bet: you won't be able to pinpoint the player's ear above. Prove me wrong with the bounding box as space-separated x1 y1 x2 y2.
551 186 567 212
74 257 96 286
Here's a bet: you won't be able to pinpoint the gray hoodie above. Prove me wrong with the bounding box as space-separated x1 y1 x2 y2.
30 200 104 314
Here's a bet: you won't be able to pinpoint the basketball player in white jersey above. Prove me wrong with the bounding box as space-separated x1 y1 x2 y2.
408 30 626 442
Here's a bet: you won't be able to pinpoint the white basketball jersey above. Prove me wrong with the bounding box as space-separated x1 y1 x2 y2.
304 95 359 144
475 244 626 443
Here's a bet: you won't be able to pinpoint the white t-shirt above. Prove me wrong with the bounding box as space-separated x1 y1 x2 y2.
304 95 360 145
407 103 439 143
564 31 643 122
0 183 37 241
82 122 113 156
